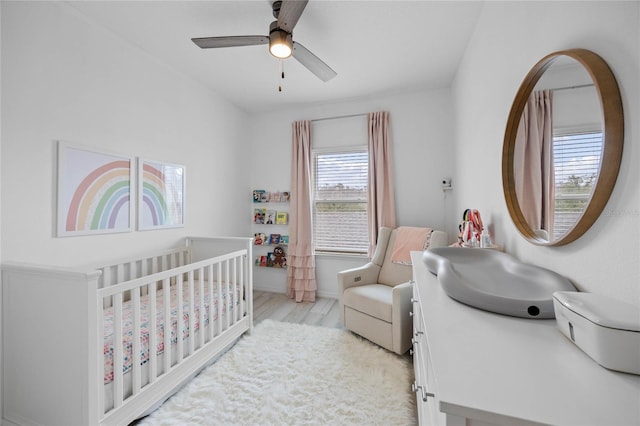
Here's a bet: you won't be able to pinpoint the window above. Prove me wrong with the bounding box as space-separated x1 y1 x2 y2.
312 147 368 254
552 130 603 240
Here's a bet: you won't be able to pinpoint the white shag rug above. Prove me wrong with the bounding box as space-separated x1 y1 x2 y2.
138 319 416 425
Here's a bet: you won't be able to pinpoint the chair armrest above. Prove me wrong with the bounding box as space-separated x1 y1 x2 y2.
337 263 381 293
430 229 449 248
392 281 414 354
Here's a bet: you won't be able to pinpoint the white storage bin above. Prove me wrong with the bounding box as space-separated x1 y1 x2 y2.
553 291 640 375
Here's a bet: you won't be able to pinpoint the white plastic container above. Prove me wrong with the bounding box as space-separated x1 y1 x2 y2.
553 291 640 375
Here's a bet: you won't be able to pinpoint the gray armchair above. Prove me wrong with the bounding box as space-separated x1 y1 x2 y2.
337 227 448 354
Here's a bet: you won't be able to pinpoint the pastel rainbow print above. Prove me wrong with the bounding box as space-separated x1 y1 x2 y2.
141 162 182 227
65 160 131 232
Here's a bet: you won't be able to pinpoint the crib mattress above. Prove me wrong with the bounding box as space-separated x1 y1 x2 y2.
103 281 242 385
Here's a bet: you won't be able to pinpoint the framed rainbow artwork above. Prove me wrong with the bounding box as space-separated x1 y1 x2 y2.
57 142 134 237
138 158 185 230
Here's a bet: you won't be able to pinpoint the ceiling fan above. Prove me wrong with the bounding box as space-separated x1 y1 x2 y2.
191 0 337 82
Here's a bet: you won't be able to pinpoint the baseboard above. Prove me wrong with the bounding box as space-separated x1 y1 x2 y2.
317 289 338 300
253 282 285 293
253 285 338 301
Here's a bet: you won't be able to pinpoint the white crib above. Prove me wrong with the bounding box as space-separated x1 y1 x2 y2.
2 236 253 426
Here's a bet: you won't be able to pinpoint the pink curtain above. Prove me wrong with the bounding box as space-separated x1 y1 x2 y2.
514 90 555 238
367 111 397 256
287 120 317 302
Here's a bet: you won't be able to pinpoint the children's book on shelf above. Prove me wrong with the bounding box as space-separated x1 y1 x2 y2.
279 235 289 245
265 210 277 224
254 208 266 224
275 211 289 225
266 252 275 267
253 190 266 203
268 234 281 245
254 233 268 245
260 256 267 267
252 189 290 203
269 191 281 203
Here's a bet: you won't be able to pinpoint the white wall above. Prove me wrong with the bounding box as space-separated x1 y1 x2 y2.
248 89 455 297
452 1 640 303
1 1 251 267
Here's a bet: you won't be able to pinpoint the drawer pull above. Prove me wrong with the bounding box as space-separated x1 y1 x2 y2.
410 297 418 303
409 311 415 317
414 330 424 337
412 382 435 402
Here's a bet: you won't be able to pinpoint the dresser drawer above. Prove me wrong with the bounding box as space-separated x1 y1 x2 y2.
411 280 442 425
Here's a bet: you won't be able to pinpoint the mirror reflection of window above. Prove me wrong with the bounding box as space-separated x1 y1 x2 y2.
520 57 603 241
552 130 603 240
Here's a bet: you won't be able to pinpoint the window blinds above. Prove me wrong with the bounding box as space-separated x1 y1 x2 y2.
312 149 369 254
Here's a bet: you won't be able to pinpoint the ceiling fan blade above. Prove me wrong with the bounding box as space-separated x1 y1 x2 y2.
277 0 308 33
292 42 337 82
191 35 269 49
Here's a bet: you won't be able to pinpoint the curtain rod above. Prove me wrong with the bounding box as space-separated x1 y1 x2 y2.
550 83 595 92
311 113 367 123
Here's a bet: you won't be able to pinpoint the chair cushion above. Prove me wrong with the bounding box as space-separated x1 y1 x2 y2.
342 284 393 323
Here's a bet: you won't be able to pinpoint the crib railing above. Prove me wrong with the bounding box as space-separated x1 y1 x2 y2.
95 246 190 289
97 247 250 423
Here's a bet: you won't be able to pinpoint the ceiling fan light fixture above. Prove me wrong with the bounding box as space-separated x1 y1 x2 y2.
269 22 293 59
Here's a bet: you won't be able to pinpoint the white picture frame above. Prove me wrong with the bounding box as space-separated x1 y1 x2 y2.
138 158 185 230
57 141 134 237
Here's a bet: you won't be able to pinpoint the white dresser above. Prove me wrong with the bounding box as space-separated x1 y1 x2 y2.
410 251 640 426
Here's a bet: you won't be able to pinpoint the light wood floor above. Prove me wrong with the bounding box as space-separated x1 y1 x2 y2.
252 290 344 329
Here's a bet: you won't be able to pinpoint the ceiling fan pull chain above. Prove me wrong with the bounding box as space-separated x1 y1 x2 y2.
278 60 285 92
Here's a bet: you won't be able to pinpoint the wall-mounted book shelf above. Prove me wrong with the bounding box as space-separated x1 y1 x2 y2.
252 190 289 269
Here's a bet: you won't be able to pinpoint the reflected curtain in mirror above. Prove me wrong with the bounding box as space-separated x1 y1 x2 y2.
513 90 554 240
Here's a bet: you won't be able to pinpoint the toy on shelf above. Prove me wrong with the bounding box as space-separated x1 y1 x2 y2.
457 209 485 247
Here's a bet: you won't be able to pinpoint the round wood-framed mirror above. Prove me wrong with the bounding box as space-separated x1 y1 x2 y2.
502 49 623 246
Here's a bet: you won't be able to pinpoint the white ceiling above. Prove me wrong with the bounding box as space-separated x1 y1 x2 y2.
66 0 483 113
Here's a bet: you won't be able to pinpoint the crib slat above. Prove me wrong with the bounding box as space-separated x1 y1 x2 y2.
98 295 106 415
129 261 136 281
102 267 112 309
233 257 239 323
230 258 235 324
132 287 142 395
198 267 205 347
239 255 245 322
102 267 110 289
163 278 171 374
140 261 148 297
148 282 157 384
188 270 195 356
208 264 214 341
176 274 184 363
117 264 125 286
224 259 231 330
161 256 168 276
113 293 124 408
217 264 223 336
